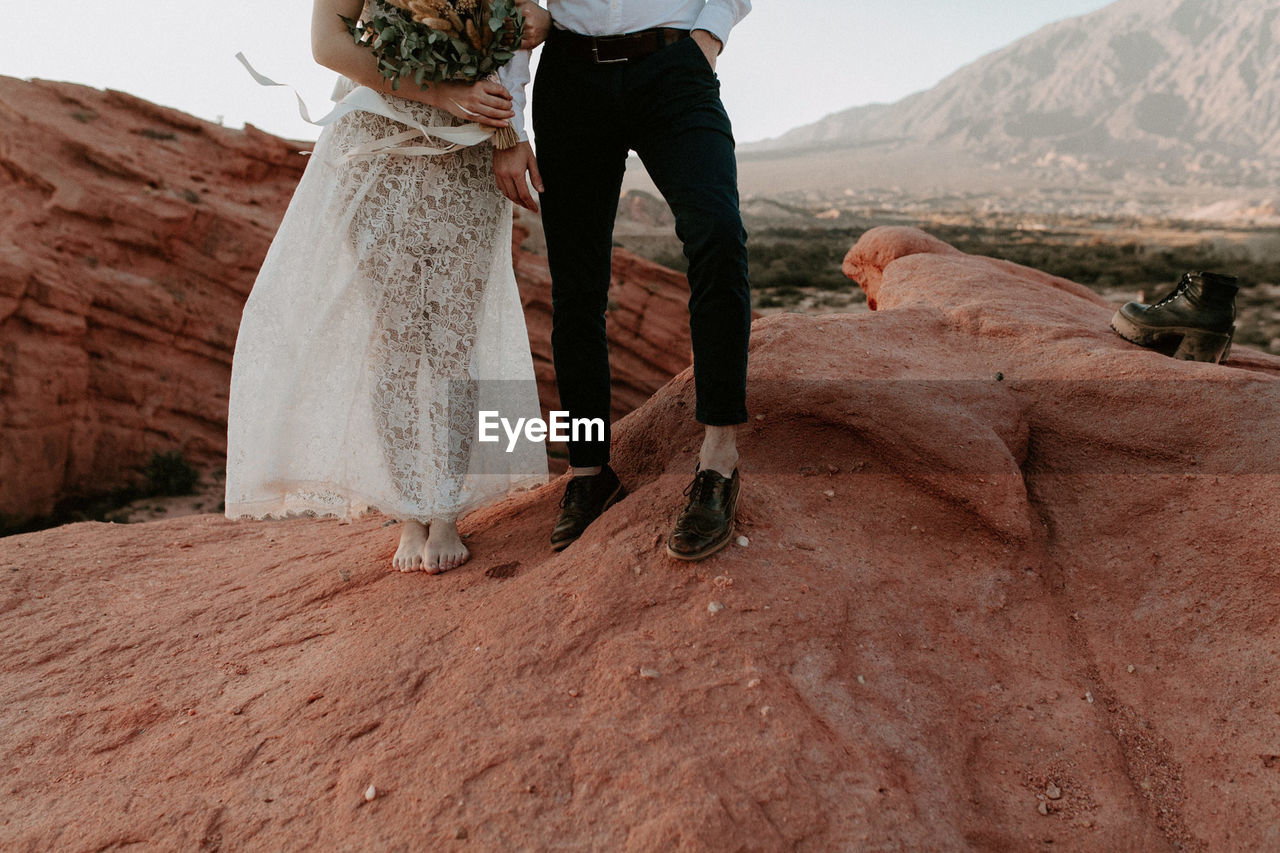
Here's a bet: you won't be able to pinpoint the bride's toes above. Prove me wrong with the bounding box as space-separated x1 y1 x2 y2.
394 552 422 572
392 520 429 572
425 519 470 574
452 546 471 571
393 547 424 572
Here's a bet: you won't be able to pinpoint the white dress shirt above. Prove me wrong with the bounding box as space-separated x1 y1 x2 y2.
498 0 752 142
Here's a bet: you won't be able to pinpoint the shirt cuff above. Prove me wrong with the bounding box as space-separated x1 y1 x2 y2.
692 6 735 49
497 50 531 142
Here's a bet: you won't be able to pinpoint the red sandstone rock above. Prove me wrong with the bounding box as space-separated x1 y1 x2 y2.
0 77 308 521
0 79 692 521
3 227 1279 849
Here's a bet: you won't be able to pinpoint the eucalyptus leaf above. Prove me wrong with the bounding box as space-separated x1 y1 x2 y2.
345 0 525 91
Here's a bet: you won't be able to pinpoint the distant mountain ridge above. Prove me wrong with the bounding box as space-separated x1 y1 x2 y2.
749 0 1280 186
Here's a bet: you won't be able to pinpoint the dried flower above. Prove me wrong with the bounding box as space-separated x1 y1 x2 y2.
341 0 526 147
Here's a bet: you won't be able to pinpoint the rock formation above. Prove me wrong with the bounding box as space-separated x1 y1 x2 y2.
0 78 692 523
0 77 308 523
3 228 1278 849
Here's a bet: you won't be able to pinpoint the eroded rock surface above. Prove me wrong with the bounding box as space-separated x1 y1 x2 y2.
3 228 1278 849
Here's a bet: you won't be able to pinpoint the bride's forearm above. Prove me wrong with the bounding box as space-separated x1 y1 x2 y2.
308 0 514 127
311 0 439 105
315 36 441 105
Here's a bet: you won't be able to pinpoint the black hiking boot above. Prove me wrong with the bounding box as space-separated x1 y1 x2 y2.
1110 271 1240 364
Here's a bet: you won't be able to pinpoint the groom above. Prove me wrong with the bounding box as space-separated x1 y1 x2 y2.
495 0 752 561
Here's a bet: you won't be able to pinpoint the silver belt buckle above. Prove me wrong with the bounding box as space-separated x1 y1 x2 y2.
592 38 629 64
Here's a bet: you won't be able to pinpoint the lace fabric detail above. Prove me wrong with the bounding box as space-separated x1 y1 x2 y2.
226 87 546 524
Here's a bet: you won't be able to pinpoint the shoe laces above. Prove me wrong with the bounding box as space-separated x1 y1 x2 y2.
560 476 591 508
683 469 718 503
1152 273 1193 308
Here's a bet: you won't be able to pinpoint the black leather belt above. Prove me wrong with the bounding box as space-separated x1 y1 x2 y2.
550 27 691 64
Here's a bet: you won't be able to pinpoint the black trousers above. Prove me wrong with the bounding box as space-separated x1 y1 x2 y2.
533 31 751 468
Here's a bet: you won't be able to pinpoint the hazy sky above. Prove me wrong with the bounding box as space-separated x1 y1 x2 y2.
0 0 1113 143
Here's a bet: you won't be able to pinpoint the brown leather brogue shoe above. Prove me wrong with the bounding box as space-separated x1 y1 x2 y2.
666 468 740 562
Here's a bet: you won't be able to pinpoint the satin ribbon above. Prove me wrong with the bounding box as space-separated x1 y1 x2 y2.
235 52 494 158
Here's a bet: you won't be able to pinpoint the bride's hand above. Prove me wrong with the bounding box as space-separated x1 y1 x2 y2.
518 1 552 49
430 80 515 128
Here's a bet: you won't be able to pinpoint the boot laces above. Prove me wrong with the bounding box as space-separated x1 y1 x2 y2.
1152 273 1193 308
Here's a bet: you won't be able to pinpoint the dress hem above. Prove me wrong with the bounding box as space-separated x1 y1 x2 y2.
225 473 548 525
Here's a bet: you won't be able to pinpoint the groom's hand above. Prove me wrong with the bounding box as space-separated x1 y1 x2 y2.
691 29 722 70
518 1 552 49
494 141 544 213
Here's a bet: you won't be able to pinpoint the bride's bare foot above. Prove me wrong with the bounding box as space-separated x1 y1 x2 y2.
425 517 470 574
392 520 428 572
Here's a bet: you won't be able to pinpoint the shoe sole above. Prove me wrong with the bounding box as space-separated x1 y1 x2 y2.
665 522 735 562
549 482 626 552
1110 311 1234 364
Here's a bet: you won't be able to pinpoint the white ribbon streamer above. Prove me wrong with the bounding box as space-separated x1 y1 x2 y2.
235 52 494 158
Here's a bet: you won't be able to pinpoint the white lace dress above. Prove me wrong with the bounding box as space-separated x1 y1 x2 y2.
225 54 546 523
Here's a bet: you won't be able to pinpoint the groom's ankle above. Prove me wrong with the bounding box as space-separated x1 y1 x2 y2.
571 466 604 478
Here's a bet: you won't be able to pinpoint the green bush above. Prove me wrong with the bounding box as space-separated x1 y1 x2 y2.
144 451 200 496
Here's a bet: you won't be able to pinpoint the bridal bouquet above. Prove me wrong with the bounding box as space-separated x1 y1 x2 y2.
342 0 526 148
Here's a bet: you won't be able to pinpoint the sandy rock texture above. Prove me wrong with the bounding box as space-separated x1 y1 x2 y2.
3 228 1278 849
0 79 692 523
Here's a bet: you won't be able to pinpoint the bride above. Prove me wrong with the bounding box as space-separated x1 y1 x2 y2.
225 0 551 573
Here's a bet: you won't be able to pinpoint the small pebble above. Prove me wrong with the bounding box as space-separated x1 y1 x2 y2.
747 678 761 688
707 601 725 614
568 689 580 697
760 706 772 717
996 372 1005 382
455 827 468 840
823 489 835 498
1046 783 1062 800
736 536 749 547
857 675 866 685
1085 691 1094 704
1127 664 1135 673
1037 801 1049 816
639 667 660 679
364 785 377 802
755 414 766 421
